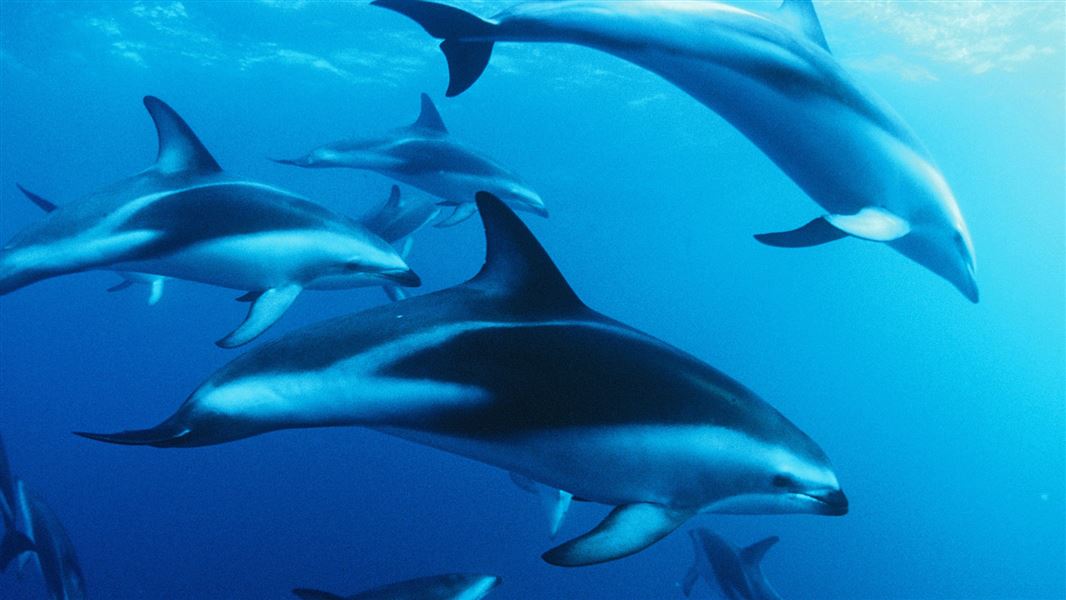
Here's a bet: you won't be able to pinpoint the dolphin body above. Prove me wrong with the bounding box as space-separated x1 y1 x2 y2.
292 573 501 600
372 0 979 301
15 482 87 600
0 96 419 347
77 194 847 567
0 436 33 574
682 528 782 600
275 93 547 226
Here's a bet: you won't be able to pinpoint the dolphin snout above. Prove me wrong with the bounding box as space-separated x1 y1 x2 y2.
809 488 848 516
379 267 421 287
270 156 310 167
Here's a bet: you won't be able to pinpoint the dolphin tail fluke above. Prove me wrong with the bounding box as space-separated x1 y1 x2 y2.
73 424 191 448
371 0 497 97
291 588 345 600
740 535 780 566
0 526 34 572
542 503 692 567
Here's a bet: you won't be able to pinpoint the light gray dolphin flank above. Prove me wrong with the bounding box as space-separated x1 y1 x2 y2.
275 93 546 226
292 573 501 600
77 193 847 567
682 528 782 600
373 0 978 301
0 97 419 347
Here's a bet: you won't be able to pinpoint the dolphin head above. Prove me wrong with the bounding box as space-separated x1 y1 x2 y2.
308 227 421 290
493 181 548 218
704 425 847 517
272 147 339 168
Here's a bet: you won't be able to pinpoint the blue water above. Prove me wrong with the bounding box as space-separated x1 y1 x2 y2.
1 1 1063 598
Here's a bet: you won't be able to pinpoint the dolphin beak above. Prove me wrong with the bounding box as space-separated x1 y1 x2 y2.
807 488 849 516
270 157 306 167
379 267 421 287
958 262 979 303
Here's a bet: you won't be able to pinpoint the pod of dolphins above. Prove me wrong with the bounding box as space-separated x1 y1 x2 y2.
0 1 978 598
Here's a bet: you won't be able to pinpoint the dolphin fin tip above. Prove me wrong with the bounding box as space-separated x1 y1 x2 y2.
73 426 190 447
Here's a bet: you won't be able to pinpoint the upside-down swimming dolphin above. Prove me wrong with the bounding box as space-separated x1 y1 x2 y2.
14 481 87 600
76 193 847 566
372 0 978 301
0 96 419 347
292 573 501 600
0 435 33 574
274 93 546 226
682 528 782 600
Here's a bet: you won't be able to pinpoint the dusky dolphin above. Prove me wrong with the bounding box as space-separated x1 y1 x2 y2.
372 0 979 301
292 573 501 600
274 93 547 226
76 193 847 567
682 528 782 600
0 436 33 574
0 96 419 347
509 471 572 539
15 481 86 600
17 183 433 306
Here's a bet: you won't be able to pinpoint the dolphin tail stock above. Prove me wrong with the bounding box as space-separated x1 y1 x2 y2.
542 503 694 567
291 589 345 600
371 0 497 97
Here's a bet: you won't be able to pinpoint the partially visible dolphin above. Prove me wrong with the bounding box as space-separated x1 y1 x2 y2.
682 528 782 600
274 93 547 226
0 435 33 574
292 573 501 600
373 0 979 301
362 185 441 301
15 481 87 600
77 193 847 567
1 96 419 347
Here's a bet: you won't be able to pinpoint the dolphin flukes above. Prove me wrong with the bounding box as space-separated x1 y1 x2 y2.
275 93 547 222
75 192 844 565
375 0 979 301
682 528 784 600
292 573 502 600
1 97 418 346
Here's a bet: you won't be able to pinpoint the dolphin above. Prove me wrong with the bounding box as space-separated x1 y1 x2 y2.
274 93 547 226
0 96 419 347
362 185 441 301
682 528 782 600
292 573 502 600
14 481 86 600
0 436 33 574
76 193 847 567
372 0 979 301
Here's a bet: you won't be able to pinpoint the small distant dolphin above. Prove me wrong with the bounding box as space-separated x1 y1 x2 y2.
0 96 419 347
292 573 501 600
17 183 433 306
15 481 87 600
682 528 782 600
77 193 846 566
275 93 547 226
0 436 32 574
373 0 979 301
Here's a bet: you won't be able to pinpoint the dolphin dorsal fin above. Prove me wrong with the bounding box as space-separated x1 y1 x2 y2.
740 535 780 566
412 93 448 134
468 193 579 308
777 0 830 52
143 96 222 175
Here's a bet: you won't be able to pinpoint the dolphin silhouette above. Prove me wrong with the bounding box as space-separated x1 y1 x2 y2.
1 96 419 347
76 193 846 567
292 573 501 600
274 93 547 226
0 435 33 575
14 481 87 600
682 528 782 600
373 0 978 301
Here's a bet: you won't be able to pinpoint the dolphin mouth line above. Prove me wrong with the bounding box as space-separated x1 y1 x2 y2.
377 268 421 287
802 490 849 516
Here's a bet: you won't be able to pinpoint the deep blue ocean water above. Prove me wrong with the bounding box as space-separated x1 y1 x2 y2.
1 1 1063 598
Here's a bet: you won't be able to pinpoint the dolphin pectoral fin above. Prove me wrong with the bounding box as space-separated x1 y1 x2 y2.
383 286 408 302
16 184 58 213
542 503 693 567
291 589 345 600
106 279 135 293
740 535 780 566
755 217 849 248
217 284 303 348
825 207 911 242
435 202 478 227
371 0 497 97
680 562 699 597
776 0 830 52
147 278 165 306
143 96 222 175
508 473 573 539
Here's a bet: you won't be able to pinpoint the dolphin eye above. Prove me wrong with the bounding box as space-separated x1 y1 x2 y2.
772 474 795 489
